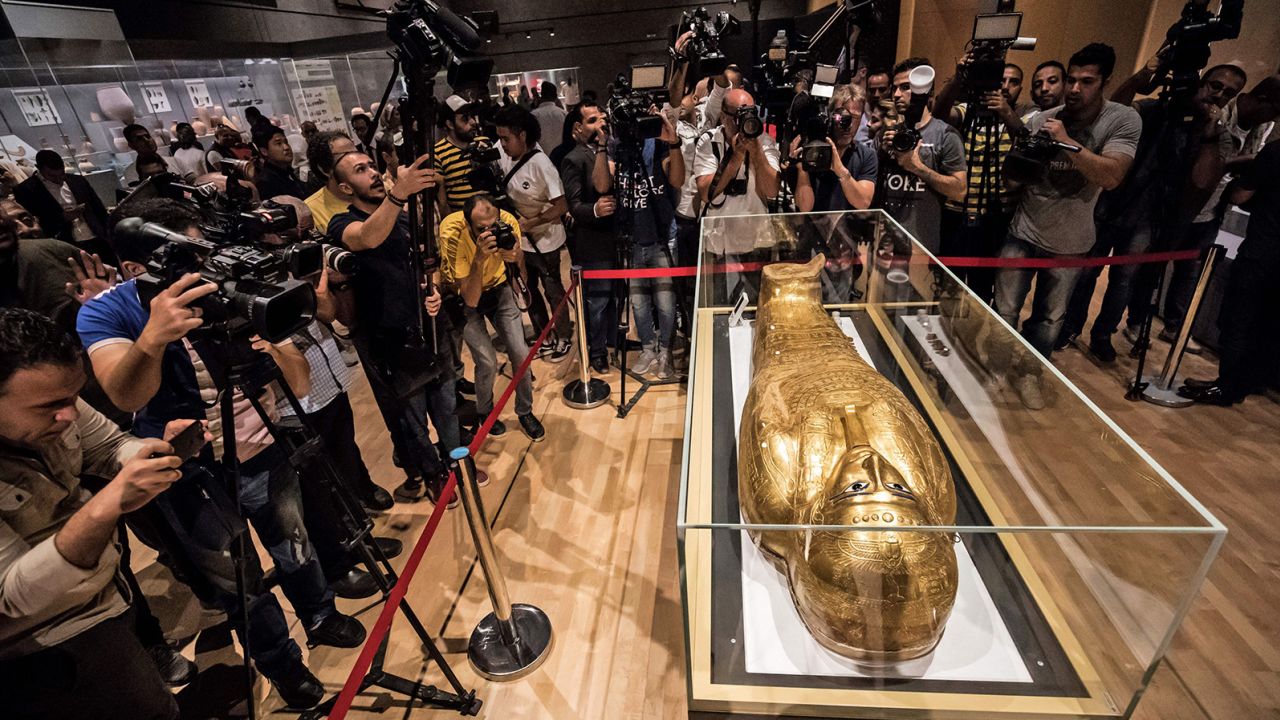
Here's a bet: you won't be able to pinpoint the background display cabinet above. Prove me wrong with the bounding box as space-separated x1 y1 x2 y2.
677 210 1225 719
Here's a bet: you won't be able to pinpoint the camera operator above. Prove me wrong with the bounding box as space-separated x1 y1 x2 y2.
876 57 968 254
434 94 486 216
0 308 204 720
253 124 307 201
77 199 366 709
1031 61 1067 115
304 131 357 234
992 43 1141 375
595 102 684 379
440 194 545 441
791 83 877 213
493 105 573 361
326 150 460 505
559 101 617 372
929 57 1030 301
1059 62 1242 360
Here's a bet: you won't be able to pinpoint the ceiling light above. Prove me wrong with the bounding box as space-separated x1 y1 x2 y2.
525 31 532 39
549 29 555 37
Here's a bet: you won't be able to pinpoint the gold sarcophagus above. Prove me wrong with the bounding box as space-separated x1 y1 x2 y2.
737 255 958 665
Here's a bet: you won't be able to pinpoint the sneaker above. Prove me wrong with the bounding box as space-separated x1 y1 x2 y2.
306 612 366 648
632 347 658 375
1157 328 1179 344
1184 337 1203 354
271 663 325 710
147 643 196 688
1089 337 1117 363
518 413 546 442
424 475 458 509
654 348 675 380
590 356 609 374
1013 373 1046 410
486 418 507 437
1122 325 1143 345
545 338 572 363
1053 331 1079 353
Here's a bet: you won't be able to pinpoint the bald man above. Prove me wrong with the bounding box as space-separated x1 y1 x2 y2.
693 88 781 225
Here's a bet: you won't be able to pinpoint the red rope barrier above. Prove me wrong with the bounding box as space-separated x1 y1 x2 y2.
579 249 1201 280
327 280 579 720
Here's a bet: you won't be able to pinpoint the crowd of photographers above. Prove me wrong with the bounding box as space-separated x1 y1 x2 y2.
3 8 1280 717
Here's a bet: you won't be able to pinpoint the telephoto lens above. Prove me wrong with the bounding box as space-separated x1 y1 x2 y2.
323 245 359 275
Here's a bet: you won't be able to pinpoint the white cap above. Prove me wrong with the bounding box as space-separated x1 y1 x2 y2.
444 94 476 113
909 65 935 95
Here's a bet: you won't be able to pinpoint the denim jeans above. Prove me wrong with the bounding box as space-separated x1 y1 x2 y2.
630 242 677 351
1163 220 1221 332
580 259 617 364
463 284 535 417
153 444 334 680
354 337 459 480
993 236 1085 358
525 246 572 340
1062 221 1152 341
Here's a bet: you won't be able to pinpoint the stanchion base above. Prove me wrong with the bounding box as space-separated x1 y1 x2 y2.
468 604 554 681
1140 375 1194 408
393 476 427 502
562 379 611 409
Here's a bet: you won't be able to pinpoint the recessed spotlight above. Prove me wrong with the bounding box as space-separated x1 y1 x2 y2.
549 29 555 37
525 31 532 39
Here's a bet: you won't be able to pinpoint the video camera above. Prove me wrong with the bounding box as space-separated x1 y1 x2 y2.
607 70 666 143
1003 129 1082 185
676 6 742 77
963 10 1037 97
1149 0 1243 109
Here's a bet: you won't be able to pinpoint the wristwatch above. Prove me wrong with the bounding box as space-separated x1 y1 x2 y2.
668 141 682 149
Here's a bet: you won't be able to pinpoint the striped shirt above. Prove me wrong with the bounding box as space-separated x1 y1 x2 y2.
435 135 486 211
946 103 1016 218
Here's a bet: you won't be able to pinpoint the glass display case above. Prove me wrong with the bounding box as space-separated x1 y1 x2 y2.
677 211 1224 719
493 66 580 105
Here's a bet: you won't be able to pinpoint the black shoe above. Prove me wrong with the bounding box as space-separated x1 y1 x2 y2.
456 378 476 396
359 484 394 512
1181 377 1218 390
519 413 546 442
591 356 609 374
1176 383 1242 406
147 644 196 688
374 536 403 560
1053 331 1079 352
487 418 507 437
1089 337 1117 363
306 612 367 648
271 664 325 710
329 568 378 599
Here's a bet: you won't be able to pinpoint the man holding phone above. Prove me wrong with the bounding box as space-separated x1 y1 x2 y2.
0 308 206 720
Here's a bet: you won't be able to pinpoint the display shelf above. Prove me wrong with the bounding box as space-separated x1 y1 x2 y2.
677 210 1225 719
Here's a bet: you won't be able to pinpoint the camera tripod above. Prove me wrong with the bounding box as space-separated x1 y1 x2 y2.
204 342 478 719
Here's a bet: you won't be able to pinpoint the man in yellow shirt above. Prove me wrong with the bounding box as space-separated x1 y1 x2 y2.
439 193 544 441
304 131 358 233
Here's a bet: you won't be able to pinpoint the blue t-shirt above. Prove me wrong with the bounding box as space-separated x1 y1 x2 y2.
613 138 675 247
76 279 206 440
812 143 879 212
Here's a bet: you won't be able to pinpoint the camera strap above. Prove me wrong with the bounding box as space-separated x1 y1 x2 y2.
500 148 540 192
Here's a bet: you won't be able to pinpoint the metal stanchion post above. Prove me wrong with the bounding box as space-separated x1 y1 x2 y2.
1141 244 1223 408
449 448 554 680
562 266 611 409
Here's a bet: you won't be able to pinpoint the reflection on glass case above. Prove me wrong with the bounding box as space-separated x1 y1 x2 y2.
677 211 1224 719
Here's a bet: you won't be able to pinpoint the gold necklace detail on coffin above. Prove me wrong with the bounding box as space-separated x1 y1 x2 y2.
738 254 959 666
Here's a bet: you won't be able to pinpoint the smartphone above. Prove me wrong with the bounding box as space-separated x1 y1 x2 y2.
168 421 206 462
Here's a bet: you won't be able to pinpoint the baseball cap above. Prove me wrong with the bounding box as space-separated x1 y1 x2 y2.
444 94 477 114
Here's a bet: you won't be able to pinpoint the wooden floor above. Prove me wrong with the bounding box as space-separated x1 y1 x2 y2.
140 299 1280 719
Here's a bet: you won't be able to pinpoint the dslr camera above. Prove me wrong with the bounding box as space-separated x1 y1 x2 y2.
490 219 517 251
676 6 742 76
798 110 855 172
734 104 764 139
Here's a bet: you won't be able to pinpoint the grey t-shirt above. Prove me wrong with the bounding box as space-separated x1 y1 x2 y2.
878 117 966 253
1009 101 1142 254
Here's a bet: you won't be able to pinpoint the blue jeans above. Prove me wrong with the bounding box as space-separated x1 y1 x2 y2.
630 242 676 351
1062 222 1152 341
993 236 1085 358
463 284 535 416
580 259 617 364
154 445 334 680
354 337 459 480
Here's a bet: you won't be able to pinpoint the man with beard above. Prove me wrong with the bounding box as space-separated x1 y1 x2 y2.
992 43 1140 391
326 150 460 504
1059 62 1244 360
167 123 206 182
1030 61 1067 116
435 95 486 215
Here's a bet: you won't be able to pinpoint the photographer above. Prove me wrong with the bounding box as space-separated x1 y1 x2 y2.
877 57 968 254
77 198 365 709
493 105 573 361
1031 60 1067 115
931 57 1030 301
440 194 545 441
1059 63 1242 360
792 83 877 213
992 43 1141 372
595 102 684 379
326 150 460 505
434 94 486 216
694 88 781 216
559 101 617 372
253 124 307 201
0 308 201 720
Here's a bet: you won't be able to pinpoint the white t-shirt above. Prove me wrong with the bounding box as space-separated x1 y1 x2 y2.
692 127 781 254
500 149 566 253
170 145 206 181
531 103 567 153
